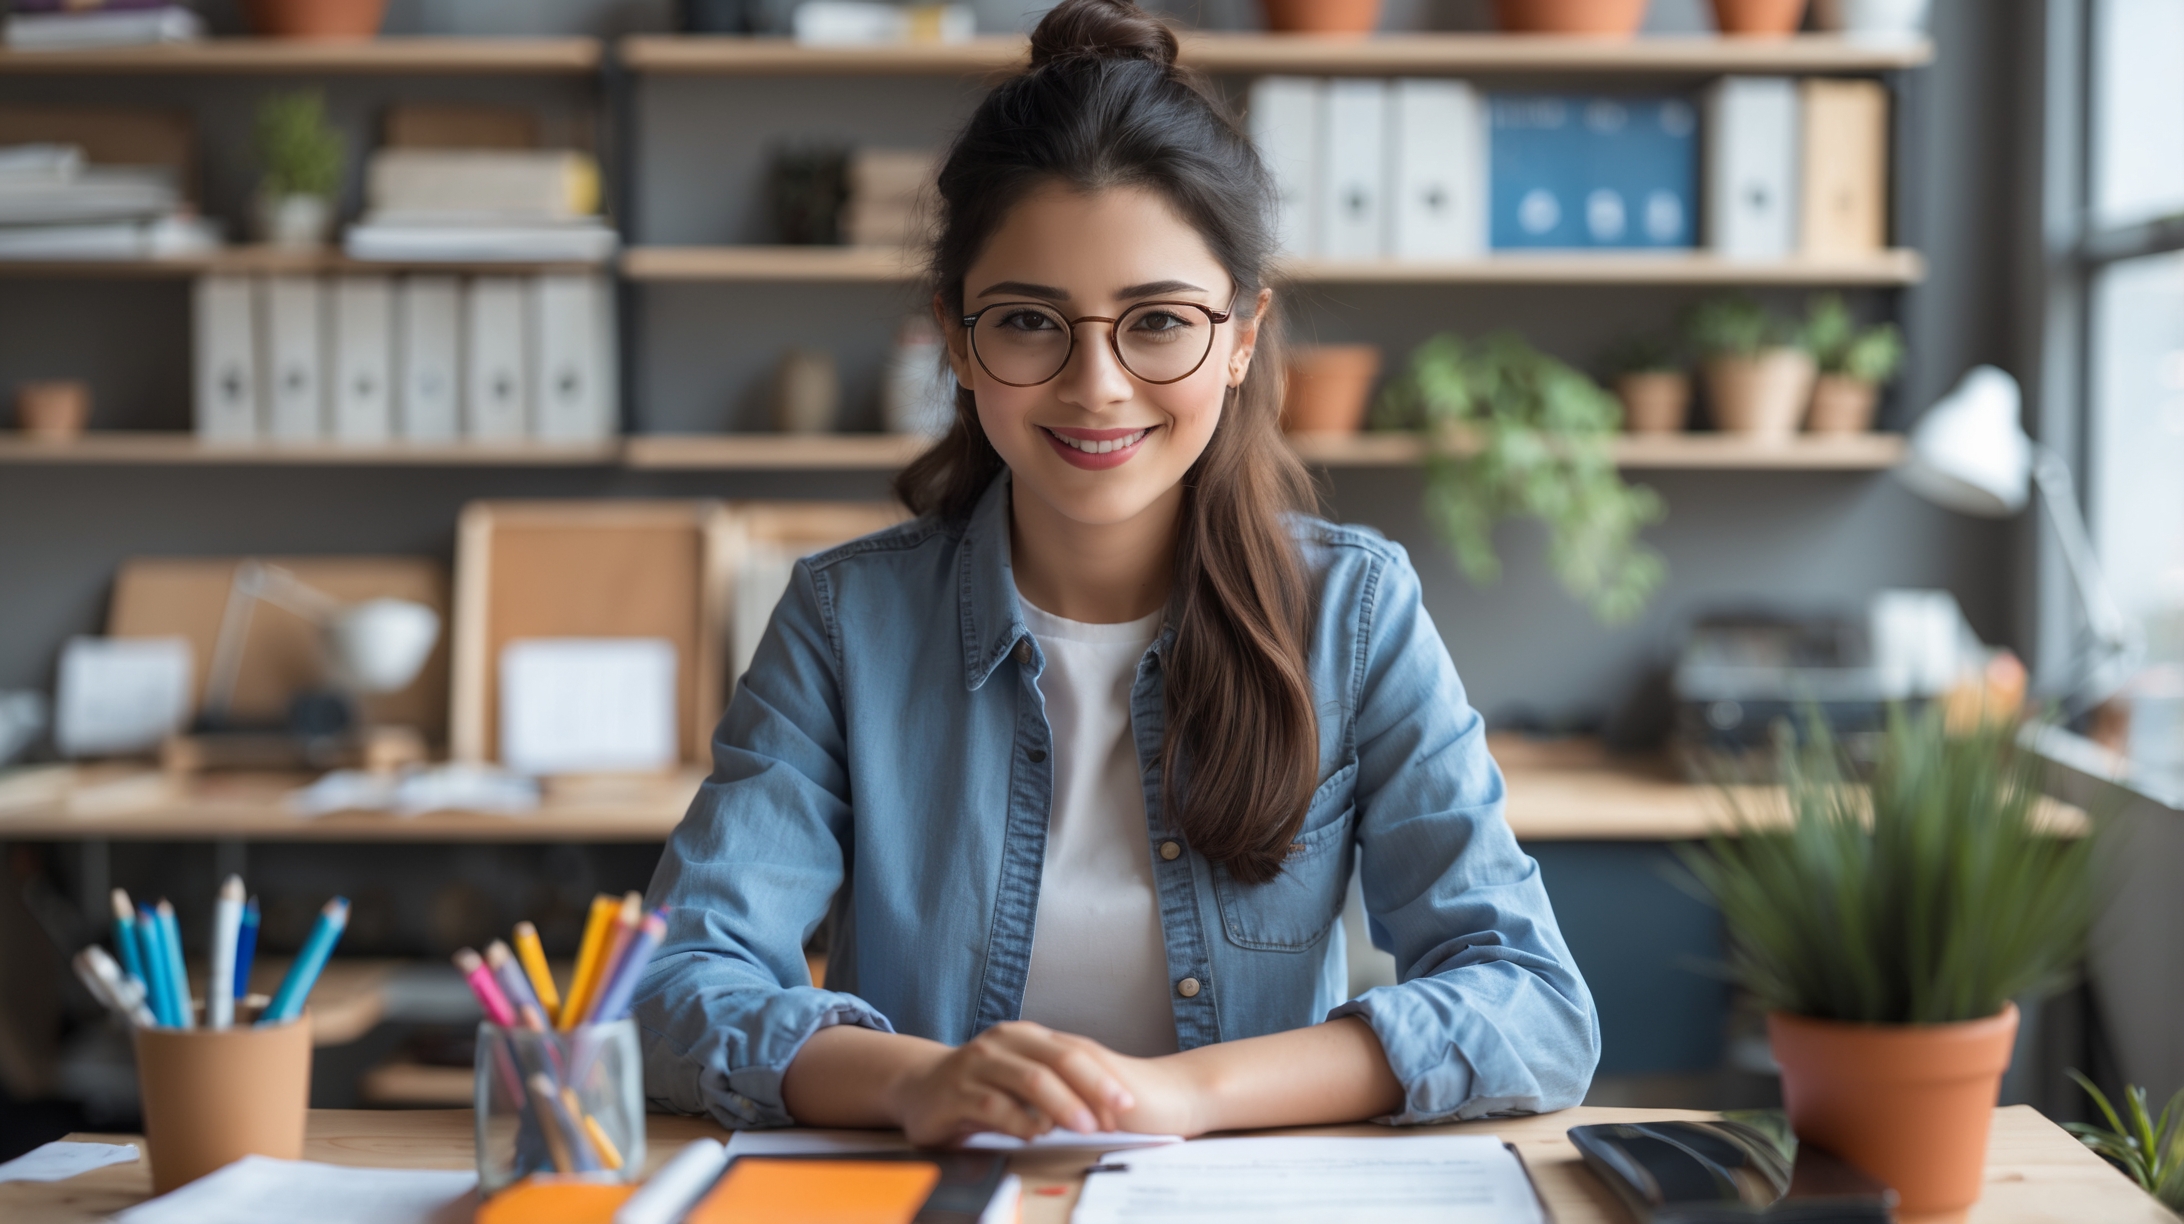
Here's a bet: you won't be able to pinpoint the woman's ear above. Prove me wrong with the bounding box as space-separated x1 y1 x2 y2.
934 291 975 385
1227 286 1275 386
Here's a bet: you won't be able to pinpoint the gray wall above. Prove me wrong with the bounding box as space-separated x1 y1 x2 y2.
0 0 2031 738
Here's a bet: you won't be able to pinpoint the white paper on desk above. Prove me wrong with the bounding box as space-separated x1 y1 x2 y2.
724 1127 1180 1158
111 1156 475 1224
500 637 678 776
0 1139 137 1182
1069 1135 1545 1224
54 636 193 758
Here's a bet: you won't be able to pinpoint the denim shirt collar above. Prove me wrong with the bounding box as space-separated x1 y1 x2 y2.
956 471 1175 691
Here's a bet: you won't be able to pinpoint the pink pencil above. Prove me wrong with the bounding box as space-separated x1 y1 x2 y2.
453 947 517 1027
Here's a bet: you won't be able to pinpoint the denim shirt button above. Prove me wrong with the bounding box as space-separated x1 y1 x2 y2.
1028 748 1046 763
1014 640 1032 665
1159 840 1181 861
1176 977 1201 998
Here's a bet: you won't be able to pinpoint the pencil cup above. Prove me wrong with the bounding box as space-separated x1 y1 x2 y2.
474 1018 645 1197
133 1014 312 1194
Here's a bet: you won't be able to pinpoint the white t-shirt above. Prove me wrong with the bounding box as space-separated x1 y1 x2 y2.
1014 596 1179 1057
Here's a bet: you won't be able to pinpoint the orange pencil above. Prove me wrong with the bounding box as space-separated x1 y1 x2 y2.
557 895 619 1032
571 893 644 1027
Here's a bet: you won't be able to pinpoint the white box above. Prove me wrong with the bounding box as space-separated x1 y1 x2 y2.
1704 76 1801 259
258 275 324 441
395 276 462 442
1390 78 1487 260
463 276 530 440
54 636 194 758
329 276 394 444
1320 79 1391 259
192 275 258 442
1247 76 1324 258
529 274 617 442
499 637 679 775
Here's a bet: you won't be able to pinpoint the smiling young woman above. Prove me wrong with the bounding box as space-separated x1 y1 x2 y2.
634 0 1599 1147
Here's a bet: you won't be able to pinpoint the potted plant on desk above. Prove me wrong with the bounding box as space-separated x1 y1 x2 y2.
1682 710 2098 1218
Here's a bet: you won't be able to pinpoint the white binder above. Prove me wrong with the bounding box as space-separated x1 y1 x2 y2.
1390 78 1487 260
529 273 617 441
329 276 393 444
1703 76 1800 259
192 275 258 442
257 275 323 441
463 276 530 440
395 275 461 442
1319 78 1390 260
1247 76 1324 258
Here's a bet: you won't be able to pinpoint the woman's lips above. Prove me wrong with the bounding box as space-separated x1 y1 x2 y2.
1040 425 1155 470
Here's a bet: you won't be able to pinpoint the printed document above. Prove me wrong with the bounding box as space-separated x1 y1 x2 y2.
1069 1135 1546 1224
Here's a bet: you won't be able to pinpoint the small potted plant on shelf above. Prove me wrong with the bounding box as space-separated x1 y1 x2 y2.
1710 0 1809 35
1682 709 2098 1218
1489 0 1648 35
243 0 388 39
1282 345 1382 435
1260 0 1381 35
1687 294 1815 441
1802 293 1905 435
1600 333 1689 435
1374 331 1665 625
253 90 346 249
1813 0 1930 43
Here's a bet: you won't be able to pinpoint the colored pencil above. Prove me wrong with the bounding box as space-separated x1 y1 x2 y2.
453 947 517 1028
567 1086 624 1170
233 896 260 1001
260 896 348 1025
556 894 619 1032
136 905 173 1026
511 921 560 1023
486 941 539 1017
584 907 666 1027
110 889 145 994
209 875 244 1030
155 900 192 1028
528 1072 581 1173
574 893 643 1025
75 945 156 1027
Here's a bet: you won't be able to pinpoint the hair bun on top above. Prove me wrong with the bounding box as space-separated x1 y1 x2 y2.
1027 0 1179 71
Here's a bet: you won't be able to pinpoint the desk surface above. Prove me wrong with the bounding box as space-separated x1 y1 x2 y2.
0 1105 2168 1224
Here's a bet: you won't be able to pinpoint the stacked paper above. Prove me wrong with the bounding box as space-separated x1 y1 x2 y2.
4 2 202 50
0 142 215 259
344 149 617 264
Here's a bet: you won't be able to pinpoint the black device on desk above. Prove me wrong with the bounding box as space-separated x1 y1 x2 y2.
1569 1120 1897 1223
1671 614 1902 780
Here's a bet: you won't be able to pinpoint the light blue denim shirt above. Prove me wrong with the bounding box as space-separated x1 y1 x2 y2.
634 474 1598 1128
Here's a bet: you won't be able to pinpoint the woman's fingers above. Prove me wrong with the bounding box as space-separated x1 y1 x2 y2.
989 1052 1101 1133
983 1024 1131 1128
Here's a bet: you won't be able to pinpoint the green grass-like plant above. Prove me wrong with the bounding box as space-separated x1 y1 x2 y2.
1685 294 1804 358
2065 1071 2184 1209
255 90 345 200
1680 708 2095 1024
1374 331 1666 625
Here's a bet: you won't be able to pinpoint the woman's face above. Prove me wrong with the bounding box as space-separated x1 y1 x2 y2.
945 183 1267 531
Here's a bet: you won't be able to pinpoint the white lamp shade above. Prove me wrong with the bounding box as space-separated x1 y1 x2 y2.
325 599 441 694
1897 365 2034 518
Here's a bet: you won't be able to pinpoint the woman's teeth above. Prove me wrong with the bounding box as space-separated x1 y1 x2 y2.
1050 429 1148 454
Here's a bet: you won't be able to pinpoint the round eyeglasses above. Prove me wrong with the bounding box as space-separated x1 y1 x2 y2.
960 300 1234 388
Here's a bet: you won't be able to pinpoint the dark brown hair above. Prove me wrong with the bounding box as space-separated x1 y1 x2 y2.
894 0 1319 884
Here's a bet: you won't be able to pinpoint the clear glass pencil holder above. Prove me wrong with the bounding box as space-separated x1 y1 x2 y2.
474 1018 645 1197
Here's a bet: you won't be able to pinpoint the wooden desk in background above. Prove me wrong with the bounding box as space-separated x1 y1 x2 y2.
0 1106 2168 1224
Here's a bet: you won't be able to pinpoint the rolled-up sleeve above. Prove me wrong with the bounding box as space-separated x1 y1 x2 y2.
634 559 891 1130
1325 547 1600 1123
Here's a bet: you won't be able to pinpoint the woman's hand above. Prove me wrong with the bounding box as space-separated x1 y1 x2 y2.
887 1020 1140 1147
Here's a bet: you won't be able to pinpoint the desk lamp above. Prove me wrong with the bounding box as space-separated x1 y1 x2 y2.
1897 365 2140 708
200 560 441 737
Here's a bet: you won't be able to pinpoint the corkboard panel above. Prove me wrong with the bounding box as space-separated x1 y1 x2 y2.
451 501 732 766
106 556 450 740
717 500 907 687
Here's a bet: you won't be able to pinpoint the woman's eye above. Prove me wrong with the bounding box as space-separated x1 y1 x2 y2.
998 310 1058 332
1130 310 1195 335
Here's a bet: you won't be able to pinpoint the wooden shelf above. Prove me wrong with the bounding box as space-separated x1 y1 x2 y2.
622 432 929 470
0 434 621 466
0 36 601 75
620 32 1933 76
622 245 1924 286
1291 429 1909 469
0 245 609 278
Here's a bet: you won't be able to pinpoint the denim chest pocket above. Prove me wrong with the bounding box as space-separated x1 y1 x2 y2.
1210 763 1357 952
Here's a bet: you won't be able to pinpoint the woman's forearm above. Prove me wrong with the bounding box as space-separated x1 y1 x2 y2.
780 1024 950 1127
1167 1016 1404 1134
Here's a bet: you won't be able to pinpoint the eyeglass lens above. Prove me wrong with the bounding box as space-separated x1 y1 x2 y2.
970 302 1218 387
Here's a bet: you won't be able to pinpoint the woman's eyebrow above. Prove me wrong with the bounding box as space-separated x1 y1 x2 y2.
975 280 1070 300
1115 279 1209 298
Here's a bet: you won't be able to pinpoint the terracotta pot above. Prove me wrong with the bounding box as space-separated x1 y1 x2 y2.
1283 345 1382 433
1710 0 1807 35
1769 1004 2018 1218
1704 349 1815 441
1261 0 1383 36
16 380 89 439
1807 373 1879 434
242 0 388 38
135 1015 313 1194
1615 371 1690 434
1491 0 1650 35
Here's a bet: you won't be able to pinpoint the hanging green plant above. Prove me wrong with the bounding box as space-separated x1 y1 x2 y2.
1374 331 1666 625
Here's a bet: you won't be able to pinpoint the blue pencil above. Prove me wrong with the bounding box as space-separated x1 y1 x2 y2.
155 900 193 1028
261 897 348 1026
110 890 145 994
136 904 174 1027
233 897 260 1002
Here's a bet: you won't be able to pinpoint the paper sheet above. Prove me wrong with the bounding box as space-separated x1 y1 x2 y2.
1068 1135 1546 1224
110 1156 476 1224
0 1140 138 1183
724 1127 1181 1158
500 637 679 775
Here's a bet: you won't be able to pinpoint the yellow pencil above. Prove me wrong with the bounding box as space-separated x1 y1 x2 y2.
511 921 561 1024
557 895 618 1032
571 892 645 1027
563 1086 624 1171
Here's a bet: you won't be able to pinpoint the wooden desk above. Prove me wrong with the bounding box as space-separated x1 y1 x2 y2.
1 1106 2169 1224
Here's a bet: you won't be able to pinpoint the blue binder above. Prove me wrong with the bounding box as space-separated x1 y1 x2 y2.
1489 94 1698 250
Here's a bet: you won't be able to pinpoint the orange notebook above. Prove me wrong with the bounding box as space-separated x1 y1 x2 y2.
473 1178 635 1224
685 1158 941 1224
